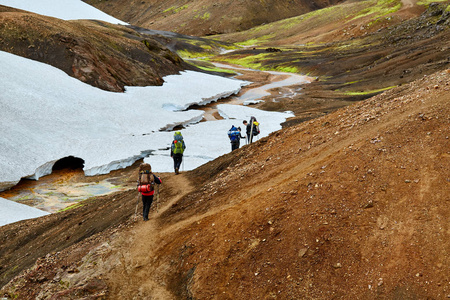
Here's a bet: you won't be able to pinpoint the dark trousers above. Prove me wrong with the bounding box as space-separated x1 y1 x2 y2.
173 154 183 170
231 141 240 151
142 194 154 220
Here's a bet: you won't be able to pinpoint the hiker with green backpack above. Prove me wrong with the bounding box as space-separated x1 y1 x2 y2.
137 163 162 221
170 131 186 174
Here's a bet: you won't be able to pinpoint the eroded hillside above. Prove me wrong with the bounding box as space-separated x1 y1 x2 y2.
1 69 448 299
0 6 187 92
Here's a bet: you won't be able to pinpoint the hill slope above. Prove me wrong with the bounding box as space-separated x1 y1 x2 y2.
83 0 344 36
0 6 186 92
1 69 448 299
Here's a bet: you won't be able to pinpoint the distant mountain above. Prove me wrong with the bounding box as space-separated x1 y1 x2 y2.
83 0 344 36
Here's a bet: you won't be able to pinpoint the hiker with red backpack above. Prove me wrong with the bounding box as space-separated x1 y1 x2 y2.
137 163 162 221
170 131 186 174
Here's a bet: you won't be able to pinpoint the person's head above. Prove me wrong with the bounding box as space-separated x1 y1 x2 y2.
139 163 152 173
243 120 248 125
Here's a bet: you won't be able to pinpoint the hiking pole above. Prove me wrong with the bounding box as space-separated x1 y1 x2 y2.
249 122 254 144
134 192 140 220
156 184 160 213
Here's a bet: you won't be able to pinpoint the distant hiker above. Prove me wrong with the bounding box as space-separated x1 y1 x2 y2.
246 116 260 144
137 163 162 221
171 131 186 174
243 120 248 143
228 125 241 151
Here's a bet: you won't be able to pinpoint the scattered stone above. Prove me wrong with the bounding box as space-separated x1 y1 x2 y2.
363 201 374 209
298 248 308 257
333 262 342 268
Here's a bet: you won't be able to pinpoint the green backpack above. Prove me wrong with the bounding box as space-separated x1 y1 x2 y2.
173 131 185 154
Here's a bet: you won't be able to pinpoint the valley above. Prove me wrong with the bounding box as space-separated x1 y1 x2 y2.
0 0 448 299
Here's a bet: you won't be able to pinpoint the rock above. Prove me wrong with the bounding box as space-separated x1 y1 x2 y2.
333 262 342 268
363 201 374 209
298 248 308 257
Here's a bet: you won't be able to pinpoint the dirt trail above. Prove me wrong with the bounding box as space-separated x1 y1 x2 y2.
105 173 195 298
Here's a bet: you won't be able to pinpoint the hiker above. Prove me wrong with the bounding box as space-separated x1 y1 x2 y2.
242 120 248 143
137 163 162 221
170 131 186 174
228 125 241 151
246 116 260 144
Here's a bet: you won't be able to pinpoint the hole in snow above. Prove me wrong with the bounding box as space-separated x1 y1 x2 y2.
52 156 85 171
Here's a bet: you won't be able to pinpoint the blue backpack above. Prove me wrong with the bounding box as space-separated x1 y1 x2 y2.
228 126 240 142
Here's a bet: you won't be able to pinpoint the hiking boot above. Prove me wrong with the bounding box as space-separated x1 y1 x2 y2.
175 168 179 175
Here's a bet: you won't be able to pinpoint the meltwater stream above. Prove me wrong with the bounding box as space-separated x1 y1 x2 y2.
199 63 313 120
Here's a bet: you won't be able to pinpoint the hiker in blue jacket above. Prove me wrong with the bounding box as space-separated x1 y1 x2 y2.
228 125 243 151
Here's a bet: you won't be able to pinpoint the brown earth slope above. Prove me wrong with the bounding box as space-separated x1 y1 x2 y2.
0 6 186 92
83 0 344 36
1 69 448 299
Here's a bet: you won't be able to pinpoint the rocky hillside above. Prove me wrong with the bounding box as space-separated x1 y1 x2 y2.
83 0 344 36
1 68 448 299
0 5 187 92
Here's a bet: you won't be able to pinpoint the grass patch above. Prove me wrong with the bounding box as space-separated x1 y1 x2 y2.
417 0 449 5
351 0 402 21
15 195 33 201
237 34 276 46
340 86 396 95
177 49 213 59
192 63 237 74
163 5 189 13
213 53 269 69
58 202 83 212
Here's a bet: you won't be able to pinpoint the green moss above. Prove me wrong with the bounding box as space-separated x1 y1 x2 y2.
237 34 275 46
417 0 449 5
340 86 396 95
177 49 211 59
59 203 83 212
201 12 211 20
351 0 402 21
272 65 302 73
15 195 32 201
163 5 189 13
237 39 260 46
214 53 269 69
191 63 237 74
